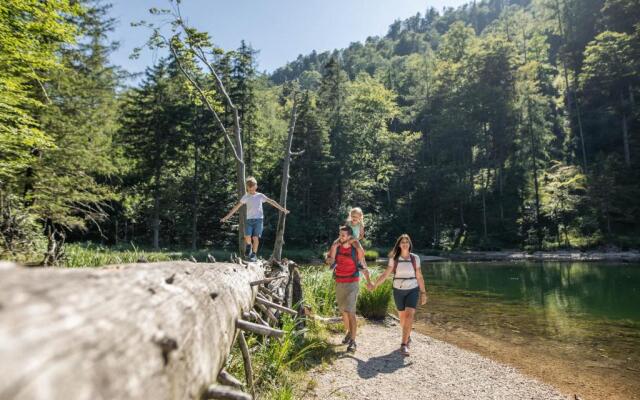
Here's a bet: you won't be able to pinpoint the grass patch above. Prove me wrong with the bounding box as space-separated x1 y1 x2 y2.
225 315 336 399
63 242 231 268
300 266 337 316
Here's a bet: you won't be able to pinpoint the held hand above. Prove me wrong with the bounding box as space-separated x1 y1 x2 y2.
420 292 427 306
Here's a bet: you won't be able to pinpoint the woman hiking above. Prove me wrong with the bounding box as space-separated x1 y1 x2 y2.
371 234 427 356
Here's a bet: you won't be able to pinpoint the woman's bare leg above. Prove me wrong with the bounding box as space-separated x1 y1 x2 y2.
398 310 406 342
402 308 416 345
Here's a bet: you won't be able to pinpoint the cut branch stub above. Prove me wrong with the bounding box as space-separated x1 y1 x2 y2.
217 370 243 389
254 302 278 324
249 276 285 286
237 331 254 399
256 296 297 316
204 385 251 400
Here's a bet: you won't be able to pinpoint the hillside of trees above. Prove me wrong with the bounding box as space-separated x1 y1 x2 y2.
1 0 639 261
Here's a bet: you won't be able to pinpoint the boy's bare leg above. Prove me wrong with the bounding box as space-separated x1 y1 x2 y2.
243 235 252 256
251 236 259 253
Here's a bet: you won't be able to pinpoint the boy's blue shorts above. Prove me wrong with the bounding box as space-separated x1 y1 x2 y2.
245 218 264 238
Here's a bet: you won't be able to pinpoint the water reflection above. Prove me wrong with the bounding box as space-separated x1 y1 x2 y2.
417 262 640 372
423 262 640 321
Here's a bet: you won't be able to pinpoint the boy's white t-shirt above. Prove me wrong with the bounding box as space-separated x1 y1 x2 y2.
389 253 420 290
241 192 268 219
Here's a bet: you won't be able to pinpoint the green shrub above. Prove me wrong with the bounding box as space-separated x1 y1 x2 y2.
364 249 379 261
357 276 393 319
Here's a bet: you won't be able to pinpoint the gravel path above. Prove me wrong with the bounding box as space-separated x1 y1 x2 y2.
305 323 568 400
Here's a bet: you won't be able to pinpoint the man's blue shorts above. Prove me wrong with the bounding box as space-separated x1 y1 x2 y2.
245 218 264 238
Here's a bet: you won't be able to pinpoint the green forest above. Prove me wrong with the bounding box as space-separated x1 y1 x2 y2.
1 0 639 263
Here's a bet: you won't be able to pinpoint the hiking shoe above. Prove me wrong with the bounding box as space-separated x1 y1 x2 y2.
341 333 351 344
347 340 357 352
400 344 410 356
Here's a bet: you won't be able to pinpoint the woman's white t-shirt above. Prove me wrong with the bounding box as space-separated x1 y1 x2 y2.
389 253 420 290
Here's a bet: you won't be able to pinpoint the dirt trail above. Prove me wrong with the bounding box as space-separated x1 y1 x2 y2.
304 322 568 400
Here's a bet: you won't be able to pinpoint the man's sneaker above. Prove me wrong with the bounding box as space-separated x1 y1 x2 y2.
400 344 410 356
341 333 351 344
347 339 357 352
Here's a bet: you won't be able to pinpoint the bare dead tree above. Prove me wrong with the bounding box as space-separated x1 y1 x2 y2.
272 90 302 261
138 3 247 254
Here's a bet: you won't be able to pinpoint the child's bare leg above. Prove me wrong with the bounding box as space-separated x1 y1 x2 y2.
244 235 252 245
252 236 259 253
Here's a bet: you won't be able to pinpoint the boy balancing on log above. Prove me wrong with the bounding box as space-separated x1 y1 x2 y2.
221 177 289 261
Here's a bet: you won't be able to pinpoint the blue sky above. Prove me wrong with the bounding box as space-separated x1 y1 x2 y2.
109 0 469 80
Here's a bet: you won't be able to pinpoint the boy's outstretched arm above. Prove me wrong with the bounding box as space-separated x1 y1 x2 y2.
264 197 290 214
220 201 243 223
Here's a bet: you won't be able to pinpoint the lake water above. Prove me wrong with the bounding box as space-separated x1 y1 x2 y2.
413 261 640 399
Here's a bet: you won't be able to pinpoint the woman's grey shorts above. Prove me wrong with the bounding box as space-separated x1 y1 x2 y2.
393 287 419 311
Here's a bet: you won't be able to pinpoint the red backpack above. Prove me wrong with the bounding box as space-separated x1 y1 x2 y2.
331 244 361 279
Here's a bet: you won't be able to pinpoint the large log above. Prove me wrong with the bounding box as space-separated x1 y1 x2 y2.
0 261 267 400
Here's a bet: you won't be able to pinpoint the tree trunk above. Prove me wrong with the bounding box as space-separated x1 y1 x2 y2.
273 97 299 261
233 117 247 256
152 194 160 251
528 100 542 249
0 261 274 400
152 163 162 251
553 0 587 172
482 186 488 241
191 145 200 251
498 164 505 221
621 93 631 167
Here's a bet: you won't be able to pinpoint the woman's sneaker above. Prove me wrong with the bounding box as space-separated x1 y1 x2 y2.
400 344 410 356
347 339 357 352
342 333 351 344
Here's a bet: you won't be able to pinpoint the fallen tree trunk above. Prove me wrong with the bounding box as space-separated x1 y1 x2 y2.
0 261 279 400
